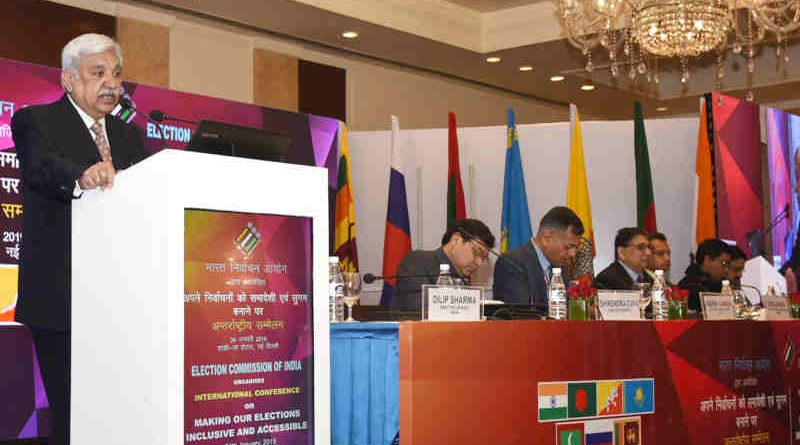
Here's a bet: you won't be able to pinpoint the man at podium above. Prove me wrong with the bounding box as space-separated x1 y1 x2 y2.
11 34 148 445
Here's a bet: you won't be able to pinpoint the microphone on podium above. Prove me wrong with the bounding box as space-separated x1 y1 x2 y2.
118 97 167 151
149 109 199 126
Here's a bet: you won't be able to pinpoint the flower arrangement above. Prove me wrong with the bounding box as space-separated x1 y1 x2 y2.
665 286 689 320
790 292 800 306
666 286 689 303
567 275 596 300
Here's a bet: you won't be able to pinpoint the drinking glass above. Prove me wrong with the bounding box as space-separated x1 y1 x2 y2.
342 272 361 322
635 282 651 320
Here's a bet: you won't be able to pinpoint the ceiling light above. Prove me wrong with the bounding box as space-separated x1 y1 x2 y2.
550 75 565 82
341 31 359 39
555 0 800 101
656 106 668 112
580 84 595 91
519 66 534 72
485 56 502 63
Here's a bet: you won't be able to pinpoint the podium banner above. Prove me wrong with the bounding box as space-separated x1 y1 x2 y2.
184 209 314 445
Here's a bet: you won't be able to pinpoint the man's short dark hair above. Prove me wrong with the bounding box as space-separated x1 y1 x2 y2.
614 227 647 260
695 238 730 264
728 245 747 261
648 232 667 243
538 206 584 236
442 219 495 249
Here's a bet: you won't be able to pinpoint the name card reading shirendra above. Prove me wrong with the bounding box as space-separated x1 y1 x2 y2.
596 290 641 320
422 285 482 321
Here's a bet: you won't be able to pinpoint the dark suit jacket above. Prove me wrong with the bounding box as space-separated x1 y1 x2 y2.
390 247 459 312
492 242 549 308
12 94 148 331
594 261 652 290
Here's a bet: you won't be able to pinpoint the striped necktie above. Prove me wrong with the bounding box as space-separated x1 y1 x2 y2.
90 120 113 163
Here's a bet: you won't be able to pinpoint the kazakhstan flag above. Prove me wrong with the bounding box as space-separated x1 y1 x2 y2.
500 108 533 253
623 379 654 414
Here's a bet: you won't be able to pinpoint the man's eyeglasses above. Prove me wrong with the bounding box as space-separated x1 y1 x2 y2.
627 243 651 252
470 242 490 265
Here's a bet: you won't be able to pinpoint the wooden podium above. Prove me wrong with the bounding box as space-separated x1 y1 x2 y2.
70 149 331 445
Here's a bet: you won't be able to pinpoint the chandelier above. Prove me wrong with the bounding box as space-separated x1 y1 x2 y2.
556 0 800 100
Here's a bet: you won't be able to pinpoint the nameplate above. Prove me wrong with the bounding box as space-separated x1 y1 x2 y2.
422 285 482 321
762 294 792 320
597 290 641 320
700 293 736 320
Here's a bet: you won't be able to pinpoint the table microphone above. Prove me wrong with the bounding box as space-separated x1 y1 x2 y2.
363 272 455 284
456 227 538 308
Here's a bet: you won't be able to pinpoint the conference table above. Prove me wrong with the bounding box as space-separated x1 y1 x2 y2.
331 319 800 445
3 320 800 444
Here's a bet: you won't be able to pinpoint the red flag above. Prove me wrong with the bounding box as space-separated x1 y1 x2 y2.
447 112 466 224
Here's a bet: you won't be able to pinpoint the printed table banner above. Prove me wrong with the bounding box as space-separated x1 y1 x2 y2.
400 320 800 445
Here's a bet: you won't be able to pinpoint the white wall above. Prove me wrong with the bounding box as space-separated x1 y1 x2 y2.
349 116 699 303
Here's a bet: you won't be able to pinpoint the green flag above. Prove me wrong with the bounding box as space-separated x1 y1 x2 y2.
634 101 657 232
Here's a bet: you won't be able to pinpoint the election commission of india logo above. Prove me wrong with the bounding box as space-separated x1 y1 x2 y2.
234 223 261 258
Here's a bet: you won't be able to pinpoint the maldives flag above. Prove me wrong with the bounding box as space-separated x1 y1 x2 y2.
447 112 467 224
634 101 657 233
379 116 412 306
556 422 585 445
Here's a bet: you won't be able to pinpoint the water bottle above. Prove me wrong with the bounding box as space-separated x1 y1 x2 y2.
548 268 567 320
328 256 344 322
651 269 668 320
436 264 455 286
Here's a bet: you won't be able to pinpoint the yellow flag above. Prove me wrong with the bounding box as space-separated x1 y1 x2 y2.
334 123 359 272
566 104 595 254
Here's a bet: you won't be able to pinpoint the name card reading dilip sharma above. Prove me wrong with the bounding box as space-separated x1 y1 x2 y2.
597 290 641 320
422 285 482 321
700 293 737 320
762 294 792 320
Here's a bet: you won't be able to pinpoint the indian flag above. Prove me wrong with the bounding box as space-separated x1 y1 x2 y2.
539 382 568 421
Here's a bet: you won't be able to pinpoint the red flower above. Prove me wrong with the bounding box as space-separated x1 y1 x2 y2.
666 286 689 302
568 276 596 300
790 292 800 305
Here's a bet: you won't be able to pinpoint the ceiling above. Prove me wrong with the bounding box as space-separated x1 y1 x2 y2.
134 0 800 119
446 0 542 12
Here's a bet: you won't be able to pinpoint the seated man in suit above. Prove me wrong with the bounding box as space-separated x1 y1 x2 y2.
645 231 672 285
678 238 732 312
595 227 653 290
492 206 584 308
12 33 149 445
728 245 747 289
390 219 495 311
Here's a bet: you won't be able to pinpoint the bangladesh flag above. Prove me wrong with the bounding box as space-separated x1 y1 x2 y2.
568 382 597 418
634 101 657 233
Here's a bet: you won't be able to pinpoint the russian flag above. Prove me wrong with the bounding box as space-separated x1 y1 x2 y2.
379 116 412 306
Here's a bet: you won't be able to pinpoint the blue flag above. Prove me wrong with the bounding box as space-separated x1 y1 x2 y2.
623 379 654 414
500 108 533 253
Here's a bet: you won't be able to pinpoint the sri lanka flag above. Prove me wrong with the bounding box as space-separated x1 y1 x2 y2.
334 123 359 272
379 116 412 306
